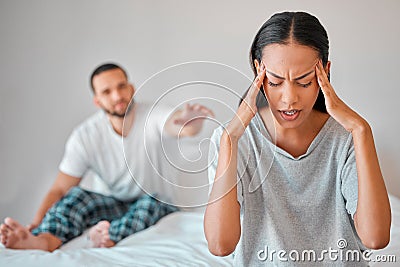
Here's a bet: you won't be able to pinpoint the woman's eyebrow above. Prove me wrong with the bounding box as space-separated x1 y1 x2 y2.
294 70 315 81
265 69 315 81
265 70 285 79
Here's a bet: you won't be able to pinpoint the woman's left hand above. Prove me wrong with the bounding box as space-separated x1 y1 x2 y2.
315 60 367 133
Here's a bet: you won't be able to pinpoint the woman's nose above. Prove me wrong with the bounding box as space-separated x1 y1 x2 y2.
281 85 298 106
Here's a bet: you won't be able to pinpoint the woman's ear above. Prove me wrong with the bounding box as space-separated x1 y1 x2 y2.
325 61 331 81
254 59 261 74
325 61 331 75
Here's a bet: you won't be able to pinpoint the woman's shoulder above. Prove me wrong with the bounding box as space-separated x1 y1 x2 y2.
324 116 352 140
315 116 354 158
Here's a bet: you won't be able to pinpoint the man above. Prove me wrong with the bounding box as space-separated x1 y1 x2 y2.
0 63 213 251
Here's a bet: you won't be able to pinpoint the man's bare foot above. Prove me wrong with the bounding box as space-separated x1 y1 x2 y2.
88 221 115 248
0 217 51 250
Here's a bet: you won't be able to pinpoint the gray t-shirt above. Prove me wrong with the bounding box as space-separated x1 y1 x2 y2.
208 113 368 266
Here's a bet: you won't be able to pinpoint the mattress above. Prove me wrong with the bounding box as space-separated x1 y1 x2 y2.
0 211 233 267
1 194 399 267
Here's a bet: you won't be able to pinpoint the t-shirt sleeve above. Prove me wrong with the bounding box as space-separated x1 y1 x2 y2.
207 127 243 206
59 129 90 178
340 137 358 219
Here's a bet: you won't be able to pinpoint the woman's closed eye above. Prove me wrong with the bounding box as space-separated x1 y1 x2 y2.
267 81 313 88
267 81 281 87
297 81 312 88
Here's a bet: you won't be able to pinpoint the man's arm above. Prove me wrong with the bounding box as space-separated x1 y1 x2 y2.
164 103 214 137
27 172 80 231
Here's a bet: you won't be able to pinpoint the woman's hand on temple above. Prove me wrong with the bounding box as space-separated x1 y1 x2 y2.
315 60 368 133
226 61 267 139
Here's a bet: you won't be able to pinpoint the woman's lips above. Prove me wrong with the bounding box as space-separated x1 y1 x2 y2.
279 109 300 121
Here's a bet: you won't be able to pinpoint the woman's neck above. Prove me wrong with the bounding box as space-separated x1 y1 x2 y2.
258 108 329 158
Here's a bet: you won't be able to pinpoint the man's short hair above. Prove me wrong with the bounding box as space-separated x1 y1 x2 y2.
90 63 128 93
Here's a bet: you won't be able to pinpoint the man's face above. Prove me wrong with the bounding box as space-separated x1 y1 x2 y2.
92 69 134 118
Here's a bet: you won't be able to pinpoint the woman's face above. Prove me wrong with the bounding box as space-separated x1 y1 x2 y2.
256 43 329 129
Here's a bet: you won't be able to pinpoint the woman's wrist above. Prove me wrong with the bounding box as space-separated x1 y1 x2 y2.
225 118 248 141
351 118 371 137
222 129 240 144
226 111 255 140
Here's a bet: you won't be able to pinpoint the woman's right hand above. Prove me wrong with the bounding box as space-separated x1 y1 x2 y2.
226 61 266 139
204 62 266 255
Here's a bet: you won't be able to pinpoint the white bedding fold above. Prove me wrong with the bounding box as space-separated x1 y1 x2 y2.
1 195 399 267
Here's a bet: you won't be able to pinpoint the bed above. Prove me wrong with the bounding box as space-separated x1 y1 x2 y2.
0 210 233 267
1 194 399 267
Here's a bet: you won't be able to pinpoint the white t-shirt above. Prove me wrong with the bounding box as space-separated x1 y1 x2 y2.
59 102 177 201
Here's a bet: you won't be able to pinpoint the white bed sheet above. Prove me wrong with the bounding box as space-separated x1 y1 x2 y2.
1 194 399 267
0 211 233 267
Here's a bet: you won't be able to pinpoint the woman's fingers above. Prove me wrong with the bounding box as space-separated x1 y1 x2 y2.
315 59 364 132
227 61 267 137
246 61 267 103
315 60 336 100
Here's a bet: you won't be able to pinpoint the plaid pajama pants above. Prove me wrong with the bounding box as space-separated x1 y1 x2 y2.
31 186 178 244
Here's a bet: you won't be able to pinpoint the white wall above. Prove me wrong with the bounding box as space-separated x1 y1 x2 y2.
1 0 399 224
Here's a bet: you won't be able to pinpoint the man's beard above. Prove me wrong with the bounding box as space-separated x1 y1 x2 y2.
102 101 134 118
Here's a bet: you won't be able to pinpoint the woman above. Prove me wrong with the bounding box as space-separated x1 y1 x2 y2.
204 11 391 266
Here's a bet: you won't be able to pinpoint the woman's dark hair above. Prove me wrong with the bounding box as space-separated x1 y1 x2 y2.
242 11 329 113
